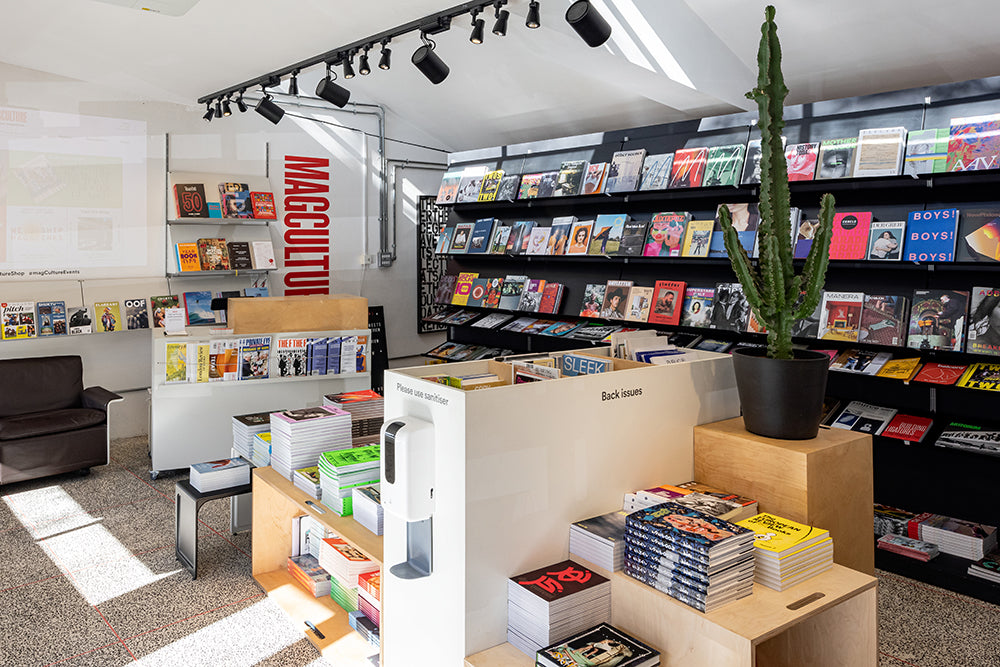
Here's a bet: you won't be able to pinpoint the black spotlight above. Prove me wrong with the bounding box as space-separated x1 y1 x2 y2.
315 65 351 108
255 94 284 125
470 8 485 44
526 0 540 28
492 3 509 36
215 98 223 118
343 52 356 79
359 47 371 75
566 0 612 47
412 34 449 84
378 41 391 70
202 103 214 122
222 97 233 117
287 71 299 96
236 91 248 113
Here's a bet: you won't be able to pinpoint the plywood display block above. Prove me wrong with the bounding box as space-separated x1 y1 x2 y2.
228 294 368 333
694 417 874 575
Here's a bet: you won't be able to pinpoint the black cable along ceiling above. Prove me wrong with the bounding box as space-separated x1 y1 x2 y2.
198 0 612 124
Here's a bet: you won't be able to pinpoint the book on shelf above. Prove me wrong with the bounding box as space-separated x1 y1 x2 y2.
818 291 864 341
784 142 819 181
434 226 453 254
866 221 906 260
638 153 674 191
829 211 873 260
536 171 560 198
623 286 653 323
957 363 1000 391
568 323 623 341
535 622 660 667
911 513 998 560
853 126 906 177
831 400 897 435
181 291 214 326
903 208 959 262
507 220 536 254
711 283 750 331
968 552 1000 584
669 147 708 188
605 149 647 193
173 183 209 218
579 283 606 318
487 222 512 254
434 275 458 305
875 357 923 381
450 222 473 254
815 137 858 179
123 298 149 331
517 279 547 313
829 349 892 375
466 278 489 308
435 168 463 204
35 301 67 337
858 294 909 346
935 421 1000 457
554 160 588 197
175 242 201 272
581 162 608 195
565 220 594 255
617 218 648 257
538 282 564 315
249 191 277 219
904 128 949 176
518 173 543 200
589 214 628 255
221 190 252 219
911 361 968 385
703 143 745 187
712 203 759 257
467 218 497 254
546 217 575 256
906 289 969 352
499 275 529 311
94 300 122 333
874 504 918 537
955 206 1000 263
482 277 504 309
525 227 552 256
679 288 714 328
495 173 521 201
250 240 276 269
477 169 505 201
455 165 488 203
741 139 764 185
642 212 688 257
681 219 713 258
600 280 632 320
968 286 1000 356
451 272 479 306
502 317 539 333
880 414 934 443
647 280 685 326
238 335 270 380
197 237 230 270
946 113 1000 172
226 241 253 269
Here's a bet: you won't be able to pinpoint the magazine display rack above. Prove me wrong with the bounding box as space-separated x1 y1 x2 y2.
435 76 1000 602
251 466 382 664
380 350 741 665
148 328 370 475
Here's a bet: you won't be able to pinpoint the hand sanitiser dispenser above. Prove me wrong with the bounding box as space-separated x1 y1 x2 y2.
380 417 435 579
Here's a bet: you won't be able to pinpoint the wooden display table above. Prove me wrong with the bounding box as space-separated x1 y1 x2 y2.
694 417 874 575
252 466 382 665
466 564 877 667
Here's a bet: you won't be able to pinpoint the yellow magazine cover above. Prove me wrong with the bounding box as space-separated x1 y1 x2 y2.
957 363 1000 391
681 219 713 257
451 272 479 306
736 513 830 557
95 301 123 333
165 342 187 383
196 343 211 383
477 169 504 201
175 242 201 272
876 357 922 381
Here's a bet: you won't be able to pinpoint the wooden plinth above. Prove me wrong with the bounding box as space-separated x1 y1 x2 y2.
694 417 874 575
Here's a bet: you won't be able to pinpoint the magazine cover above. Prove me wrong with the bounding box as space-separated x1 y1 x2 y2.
818 291 864 341
566 221 594 255
867 221 906 260
536 622 659 667
703 144 746 187
1 301 36 340
600 281 632 320
946 114 1000 172
435 169 462 204
639 153 674 191
829 211 873 260
276 337 309 377
907 289 969 352
554 160 587 196
859 295 908 346
711 283 749 331
580 284 607 318
741 139 764 185
681 288 714 328
648 281 685 326
784 142 819 181
495 173 521 201
182 291 216 326
903 128 949 176
815 137 857 179
36 301 67 336
642 212 689 257
94 300 123 333
124 298 150 330
67 306 92 335
606 149 647 193
955 207 1000 263
239 336 272 380
968 286 1000 356
590 214 627 255
582 162 608 195
477 169 504 201
668 147 708 188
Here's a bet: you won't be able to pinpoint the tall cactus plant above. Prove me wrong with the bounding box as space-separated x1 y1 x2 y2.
718 5 836 360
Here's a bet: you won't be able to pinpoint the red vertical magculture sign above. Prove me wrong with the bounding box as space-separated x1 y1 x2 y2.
283 155 331 295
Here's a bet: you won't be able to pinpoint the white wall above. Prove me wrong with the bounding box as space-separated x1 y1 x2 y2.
0 62 448 442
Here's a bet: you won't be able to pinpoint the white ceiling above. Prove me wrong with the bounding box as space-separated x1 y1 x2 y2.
2 0 1000 150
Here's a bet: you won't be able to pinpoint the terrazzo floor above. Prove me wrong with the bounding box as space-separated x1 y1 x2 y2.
1 437 997 666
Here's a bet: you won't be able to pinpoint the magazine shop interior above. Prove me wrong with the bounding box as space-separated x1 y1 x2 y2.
3 2 1000 666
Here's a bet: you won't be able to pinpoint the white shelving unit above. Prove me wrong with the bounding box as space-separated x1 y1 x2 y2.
380 350 741 665
149 328 371 475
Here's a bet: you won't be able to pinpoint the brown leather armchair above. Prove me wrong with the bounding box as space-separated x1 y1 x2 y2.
0 355 122 485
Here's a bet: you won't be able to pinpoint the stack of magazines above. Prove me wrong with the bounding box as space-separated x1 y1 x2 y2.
292 466 321 500
319 537 379 613
357 570 381 627
188 457 251 493
877 534 939 561
968 552 1000 583
628 482 757 522
737 513 833 591
269 406 351 480
569 510 627 572
506 560 611 657
352 486 384 535
231 411 271 460
910 513 998 560
348 610 380 648
535 622 659 667
625 503 755 611
318 445 380 516
251 431 271 467
323 390 384 447
287 554 331 597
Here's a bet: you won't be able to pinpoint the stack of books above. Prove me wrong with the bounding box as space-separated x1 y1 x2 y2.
352 486 384 535
292 466 322 499
319 537 379 613
736 513 833 591
291 514 337 559
507 559 611 657
251 431 271 467
318 445 381 516
323 390 384 447
188 457 251 493
909 513 998 560
874 503 917 537
269 406 351 480
877 534 940 561
625 503 755 612
626 482 757 523
347 610 380 649
569 510 628 572
535 622 660 667
232 411 271 460
287 554 332 597
968 552 1000 584
357 570 381 627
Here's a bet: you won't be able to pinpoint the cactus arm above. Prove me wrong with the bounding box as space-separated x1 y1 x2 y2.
719 204 764 318
794 193 836 319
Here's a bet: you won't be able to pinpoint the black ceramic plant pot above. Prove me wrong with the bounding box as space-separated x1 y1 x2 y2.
731 347 830 440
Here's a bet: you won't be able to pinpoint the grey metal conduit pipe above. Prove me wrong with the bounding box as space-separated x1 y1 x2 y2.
387 159 449 263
